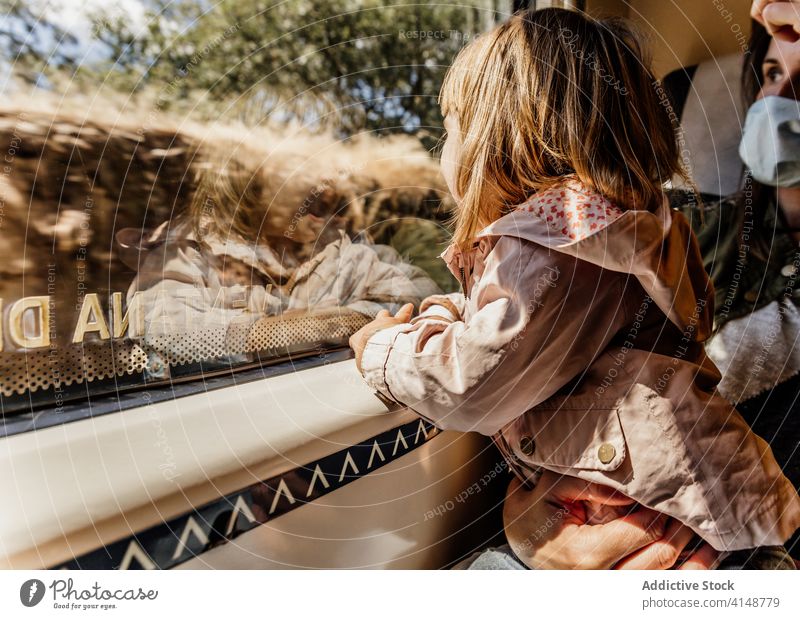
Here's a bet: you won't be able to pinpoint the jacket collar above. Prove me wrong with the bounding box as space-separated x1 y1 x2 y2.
441 180 714 341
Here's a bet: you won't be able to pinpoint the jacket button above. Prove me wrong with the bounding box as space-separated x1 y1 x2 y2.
597 443 616 464
744 290 759 303
519 436 535 456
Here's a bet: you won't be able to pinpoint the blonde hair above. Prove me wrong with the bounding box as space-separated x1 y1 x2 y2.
439 8 690 247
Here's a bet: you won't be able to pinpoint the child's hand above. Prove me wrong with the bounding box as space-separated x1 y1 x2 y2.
349 303 415 374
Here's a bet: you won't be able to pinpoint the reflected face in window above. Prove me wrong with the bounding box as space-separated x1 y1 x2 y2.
759 37 800 100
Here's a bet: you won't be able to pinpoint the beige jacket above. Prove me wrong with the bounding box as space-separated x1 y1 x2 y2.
360 181 800 551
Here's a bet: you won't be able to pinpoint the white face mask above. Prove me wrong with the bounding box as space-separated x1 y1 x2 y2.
739 95 800 188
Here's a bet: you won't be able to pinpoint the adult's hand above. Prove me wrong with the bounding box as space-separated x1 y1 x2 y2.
752 0 800 42
503 471 721 570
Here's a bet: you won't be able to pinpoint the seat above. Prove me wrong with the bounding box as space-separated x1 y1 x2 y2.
663 53 746 198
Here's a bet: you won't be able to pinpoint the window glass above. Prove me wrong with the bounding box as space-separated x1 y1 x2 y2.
0 112 456 414
0 1 490 415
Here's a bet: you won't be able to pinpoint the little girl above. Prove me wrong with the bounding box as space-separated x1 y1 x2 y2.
350 8 800 557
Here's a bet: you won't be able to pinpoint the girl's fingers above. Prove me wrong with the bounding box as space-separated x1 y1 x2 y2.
613 519 695 570
394 302 415 322
375 309 391 319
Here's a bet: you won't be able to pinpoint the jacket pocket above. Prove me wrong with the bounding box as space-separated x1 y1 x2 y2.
502 403 627 473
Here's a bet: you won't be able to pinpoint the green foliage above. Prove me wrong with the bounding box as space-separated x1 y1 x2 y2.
4 0 511 137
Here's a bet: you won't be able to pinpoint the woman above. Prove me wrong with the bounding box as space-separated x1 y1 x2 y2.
679 0 800 558
461 1 800 570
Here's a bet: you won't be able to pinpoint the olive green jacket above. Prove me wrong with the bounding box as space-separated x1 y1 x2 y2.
671 191 800 331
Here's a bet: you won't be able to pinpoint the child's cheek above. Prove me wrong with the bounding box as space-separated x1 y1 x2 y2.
440 135 461 201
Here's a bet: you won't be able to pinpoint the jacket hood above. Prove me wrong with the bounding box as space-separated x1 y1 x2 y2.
442 181 715 341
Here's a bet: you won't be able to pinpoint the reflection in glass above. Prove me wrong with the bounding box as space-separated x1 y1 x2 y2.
0 110 455 413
